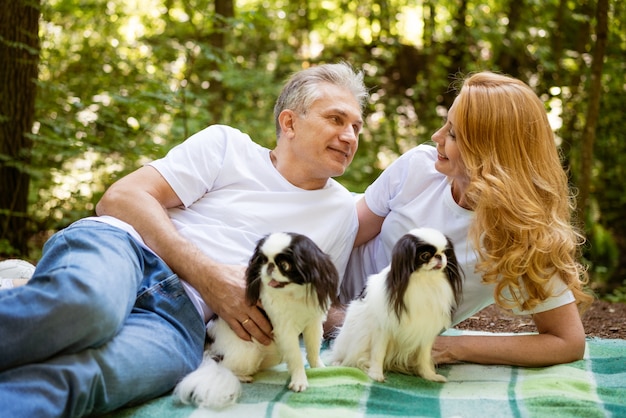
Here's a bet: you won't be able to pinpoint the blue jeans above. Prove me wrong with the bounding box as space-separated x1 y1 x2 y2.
0 220 206 417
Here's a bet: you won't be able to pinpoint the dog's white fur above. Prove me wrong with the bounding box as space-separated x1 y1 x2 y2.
331 227 463 383
174 232 338 409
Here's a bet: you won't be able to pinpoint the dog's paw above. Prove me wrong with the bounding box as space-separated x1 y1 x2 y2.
237 374 254 383
309 358 325 368
367 365 386 382
417 363 447 383
288 368 309 392
288 377 309 392
174 360 242 409
421 372 447 383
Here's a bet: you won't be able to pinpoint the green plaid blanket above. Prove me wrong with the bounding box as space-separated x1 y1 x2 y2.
109 331 625 417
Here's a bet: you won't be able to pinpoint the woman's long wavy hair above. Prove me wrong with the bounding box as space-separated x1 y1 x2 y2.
452 72 593 312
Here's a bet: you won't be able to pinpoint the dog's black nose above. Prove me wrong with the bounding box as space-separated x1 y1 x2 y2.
267 263 275 274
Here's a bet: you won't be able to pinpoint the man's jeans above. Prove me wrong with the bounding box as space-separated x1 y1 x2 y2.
0 220 206 417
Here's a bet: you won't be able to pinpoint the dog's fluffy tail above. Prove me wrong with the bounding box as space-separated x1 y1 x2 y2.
174 355 242 410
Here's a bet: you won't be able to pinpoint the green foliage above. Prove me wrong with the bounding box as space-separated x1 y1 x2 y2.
0 239 19 257
584 204 620 284
605 282 626 303
4 0 625 294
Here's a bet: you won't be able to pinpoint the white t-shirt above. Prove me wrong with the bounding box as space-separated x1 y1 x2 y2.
94 125 358 322
341 144 574 325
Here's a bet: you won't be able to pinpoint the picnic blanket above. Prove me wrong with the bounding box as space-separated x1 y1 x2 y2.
107 330 626 418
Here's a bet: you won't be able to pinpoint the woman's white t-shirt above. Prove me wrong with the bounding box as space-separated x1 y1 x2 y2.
341 144 574 325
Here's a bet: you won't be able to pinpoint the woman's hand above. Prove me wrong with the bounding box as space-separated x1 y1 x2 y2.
432 335 462 365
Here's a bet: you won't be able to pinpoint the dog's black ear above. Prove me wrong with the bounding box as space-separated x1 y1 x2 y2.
290 233 339 311
444 237 464 309
388 233 420 319
245 236 267 306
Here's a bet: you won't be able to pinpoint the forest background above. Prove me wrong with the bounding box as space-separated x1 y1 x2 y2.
1 0 625 301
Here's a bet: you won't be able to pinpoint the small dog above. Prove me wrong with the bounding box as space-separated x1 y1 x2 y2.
174 232 339 409
331 227 463 383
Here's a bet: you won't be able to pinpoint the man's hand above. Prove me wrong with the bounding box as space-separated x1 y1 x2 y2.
197 264 273 345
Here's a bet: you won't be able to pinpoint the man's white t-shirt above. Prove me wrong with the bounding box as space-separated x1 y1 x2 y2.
94 125 358 322
341 144 574 325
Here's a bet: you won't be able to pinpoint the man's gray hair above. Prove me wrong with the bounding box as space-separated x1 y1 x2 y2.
273 62 369 138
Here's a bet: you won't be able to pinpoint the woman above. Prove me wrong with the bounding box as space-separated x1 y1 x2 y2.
337 71 593 367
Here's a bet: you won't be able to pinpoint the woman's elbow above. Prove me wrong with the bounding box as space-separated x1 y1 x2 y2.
569 333 587 362
556 332 586 365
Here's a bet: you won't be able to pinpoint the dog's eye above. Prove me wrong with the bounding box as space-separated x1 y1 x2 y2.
279 260 291 271
419 253 431 262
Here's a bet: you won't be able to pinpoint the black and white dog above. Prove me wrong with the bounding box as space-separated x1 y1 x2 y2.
175 232 339 409
331 227 463 383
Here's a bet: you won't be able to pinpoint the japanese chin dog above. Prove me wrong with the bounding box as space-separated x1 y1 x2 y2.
174 232 339 409
331 227 463 383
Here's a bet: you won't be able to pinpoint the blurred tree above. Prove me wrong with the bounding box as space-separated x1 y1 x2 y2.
0 0 41 254
577 0 609 226
3 0 626 295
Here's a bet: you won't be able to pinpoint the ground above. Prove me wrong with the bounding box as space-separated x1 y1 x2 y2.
455 299 626 339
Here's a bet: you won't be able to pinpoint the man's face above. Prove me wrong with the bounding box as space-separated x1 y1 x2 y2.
287 83 363 184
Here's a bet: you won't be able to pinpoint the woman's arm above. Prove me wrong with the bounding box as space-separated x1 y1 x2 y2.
354 197 385 247
324 197 385 335
96 166 273 344
432 302 586 367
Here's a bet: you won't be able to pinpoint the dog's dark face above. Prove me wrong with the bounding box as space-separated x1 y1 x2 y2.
245 232 339 311
387 228 464 318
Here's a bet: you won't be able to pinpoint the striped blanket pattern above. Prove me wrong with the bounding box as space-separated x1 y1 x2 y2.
109 331 626 418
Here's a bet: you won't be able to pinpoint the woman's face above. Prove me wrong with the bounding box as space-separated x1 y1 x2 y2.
431 103 469 182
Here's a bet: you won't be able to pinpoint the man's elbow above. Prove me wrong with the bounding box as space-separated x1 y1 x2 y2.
95 195 107 217
95 185 122 216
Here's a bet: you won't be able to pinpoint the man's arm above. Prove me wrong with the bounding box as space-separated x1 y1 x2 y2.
432 302 586 366
96 165 272 344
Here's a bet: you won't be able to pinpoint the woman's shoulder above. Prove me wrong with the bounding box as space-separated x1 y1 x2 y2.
365 143 445 206
381 143 440 181
389 143 438 173
398 143 437 161
507 274 576 316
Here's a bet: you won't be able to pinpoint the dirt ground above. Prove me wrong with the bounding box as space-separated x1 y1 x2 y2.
455 299 625 339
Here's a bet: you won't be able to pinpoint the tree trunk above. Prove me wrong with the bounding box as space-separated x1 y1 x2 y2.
496 0 527 77
551 0 567 85
211 0 235 49
577 0 609 227
444 0 469 81
557 1 593 177
0 0 41 255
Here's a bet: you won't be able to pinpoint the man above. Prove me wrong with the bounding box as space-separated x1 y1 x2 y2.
0 62 368 417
